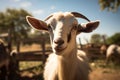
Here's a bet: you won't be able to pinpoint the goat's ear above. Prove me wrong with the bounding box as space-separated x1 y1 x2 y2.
26 16 48 31
77 20 100 34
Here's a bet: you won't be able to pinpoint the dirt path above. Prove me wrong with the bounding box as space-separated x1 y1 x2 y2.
89 65 120 80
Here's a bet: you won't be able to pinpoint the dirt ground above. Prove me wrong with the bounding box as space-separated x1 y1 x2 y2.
19 62 120 80
17 44 120 80
19 67 120 80
90 67 120 80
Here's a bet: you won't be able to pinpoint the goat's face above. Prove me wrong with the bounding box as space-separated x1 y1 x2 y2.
46 12 78 54
26 12 100 55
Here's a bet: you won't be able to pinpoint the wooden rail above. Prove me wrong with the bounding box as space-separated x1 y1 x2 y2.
13 51 51 61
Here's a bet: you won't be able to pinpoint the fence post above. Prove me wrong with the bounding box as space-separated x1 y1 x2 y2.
8 53 19 80
16 40 20 53
41 38 46 64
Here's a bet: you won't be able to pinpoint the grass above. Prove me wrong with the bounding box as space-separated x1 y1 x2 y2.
19 61 43 70
19 61 44 79
90 59 120 70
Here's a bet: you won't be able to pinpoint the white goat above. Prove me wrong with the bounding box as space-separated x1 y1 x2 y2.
106 44 120 64
26 12 100 80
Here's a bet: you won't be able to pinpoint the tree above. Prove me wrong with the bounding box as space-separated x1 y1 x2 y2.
0 8 32 44
99 0 120 12
90 33 102 46
107 32 120 44
101 34 108 44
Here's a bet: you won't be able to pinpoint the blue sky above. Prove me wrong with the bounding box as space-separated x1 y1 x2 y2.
0 0 120 44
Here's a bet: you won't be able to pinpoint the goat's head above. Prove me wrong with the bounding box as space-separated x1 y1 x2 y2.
26 12 100 55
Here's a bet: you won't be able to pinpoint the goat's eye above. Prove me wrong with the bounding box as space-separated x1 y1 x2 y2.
67 32 71 42
48 25 51 29
73 26 77 30
48 25 52 31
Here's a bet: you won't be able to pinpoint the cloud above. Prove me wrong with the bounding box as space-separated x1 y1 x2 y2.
20 1 32 8
32 9 44 15
11 0 20 2
51 6 56 10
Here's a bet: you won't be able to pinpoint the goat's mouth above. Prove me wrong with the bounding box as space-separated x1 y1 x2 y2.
53 46 67 53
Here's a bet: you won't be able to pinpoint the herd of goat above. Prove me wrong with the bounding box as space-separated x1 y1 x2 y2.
0 12 120 80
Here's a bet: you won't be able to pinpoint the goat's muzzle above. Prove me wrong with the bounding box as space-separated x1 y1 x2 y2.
54 38 64 46
53 38 66 52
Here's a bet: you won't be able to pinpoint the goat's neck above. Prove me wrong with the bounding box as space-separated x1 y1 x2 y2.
57 40 78 80
64 39 77 57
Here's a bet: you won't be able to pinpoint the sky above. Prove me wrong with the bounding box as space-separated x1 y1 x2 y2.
0 0 120 44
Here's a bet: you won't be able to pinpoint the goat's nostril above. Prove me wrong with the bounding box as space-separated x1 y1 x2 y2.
54 39 64 45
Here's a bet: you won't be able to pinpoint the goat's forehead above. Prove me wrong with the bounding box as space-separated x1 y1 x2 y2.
53 12 74 20
46 12 78 26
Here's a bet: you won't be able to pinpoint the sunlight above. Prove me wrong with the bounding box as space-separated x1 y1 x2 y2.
30 29 35 34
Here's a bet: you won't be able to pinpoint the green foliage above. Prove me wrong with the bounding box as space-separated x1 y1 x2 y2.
90 33 120 46
99 0 120 12
90 33 102 46
107 32 120 45
23 31 50 45
0 8 50 45
0 8 32 44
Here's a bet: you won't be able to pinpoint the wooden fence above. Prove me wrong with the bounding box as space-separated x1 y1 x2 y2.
0 34 105 80
0 36 52 80
8 38 52 79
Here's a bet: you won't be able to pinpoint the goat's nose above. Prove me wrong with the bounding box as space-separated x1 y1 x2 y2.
54 38 64 46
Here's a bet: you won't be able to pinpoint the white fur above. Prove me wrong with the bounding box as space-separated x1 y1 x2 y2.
106 44 120 63
44 12 89 80
26 12 100 80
